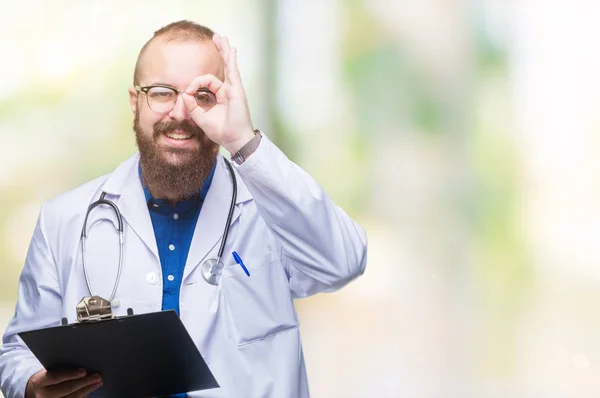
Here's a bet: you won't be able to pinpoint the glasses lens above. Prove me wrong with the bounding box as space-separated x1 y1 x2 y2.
194 88 217 110
147 86 177 112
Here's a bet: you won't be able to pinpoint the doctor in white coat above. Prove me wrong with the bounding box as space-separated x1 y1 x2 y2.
0 20 367 398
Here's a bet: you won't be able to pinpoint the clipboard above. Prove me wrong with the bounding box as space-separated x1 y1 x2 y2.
18 302 219 397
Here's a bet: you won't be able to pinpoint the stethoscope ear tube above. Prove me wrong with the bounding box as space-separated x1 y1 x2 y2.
80 192 125 301
81 193 124 238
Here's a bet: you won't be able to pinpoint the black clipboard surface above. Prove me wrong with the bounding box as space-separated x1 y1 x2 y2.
18 310 219 397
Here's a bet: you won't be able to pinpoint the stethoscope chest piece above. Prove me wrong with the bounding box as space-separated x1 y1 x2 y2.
201 258 225 285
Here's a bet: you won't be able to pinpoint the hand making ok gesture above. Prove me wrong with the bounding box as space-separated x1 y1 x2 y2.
176 33 256 154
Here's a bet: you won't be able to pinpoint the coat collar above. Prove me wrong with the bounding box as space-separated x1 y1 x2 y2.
99 152 252 264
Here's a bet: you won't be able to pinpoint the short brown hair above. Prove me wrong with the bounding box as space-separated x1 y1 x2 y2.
133 20 215 85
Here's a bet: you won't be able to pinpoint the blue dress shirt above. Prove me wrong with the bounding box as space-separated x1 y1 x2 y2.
139 163 215 398
140 163 215 315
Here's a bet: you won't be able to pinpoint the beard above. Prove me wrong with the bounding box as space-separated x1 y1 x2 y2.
133 111 219 201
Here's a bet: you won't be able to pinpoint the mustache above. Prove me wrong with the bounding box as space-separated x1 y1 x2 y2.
153 120 204 138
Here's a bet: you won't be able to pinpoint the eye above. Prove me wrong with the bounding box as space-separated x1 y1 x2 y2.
194 89 216 106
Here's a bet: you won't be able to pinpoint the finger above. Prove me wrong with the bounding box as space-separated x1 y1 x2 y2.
219 36 232 83
221 36 231 56
40 369 86 387
213 34 229 62
47 373 102 397
227 47 243 88
63 380 103 398
212 34 227 66
212 32 222 51
221 36 232 68
184 74 224 96
180 93 206 115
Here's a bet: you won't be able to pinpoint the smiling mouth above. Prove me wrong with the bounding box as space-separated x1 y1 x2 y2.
164 130 193 140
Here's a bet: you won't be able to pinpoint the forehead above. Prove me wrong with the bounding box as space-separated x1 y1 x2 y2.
138 39 223 88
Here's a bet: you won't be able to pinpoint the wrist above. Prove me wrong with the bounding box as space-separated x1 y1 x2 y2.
230 129 262 165
223 128 256 154
25 375 35 398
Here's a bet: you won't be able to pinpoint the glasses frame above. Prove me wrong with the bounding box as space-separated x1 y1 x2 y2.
135 84 216 113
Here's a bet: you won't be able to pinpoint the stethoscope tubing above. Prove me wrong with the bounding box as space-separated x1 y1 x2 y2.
216 158 237 263
79 157 237 297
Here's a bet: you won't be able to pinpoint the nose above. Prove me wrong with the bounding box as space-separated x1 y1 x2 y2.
168 94 190 122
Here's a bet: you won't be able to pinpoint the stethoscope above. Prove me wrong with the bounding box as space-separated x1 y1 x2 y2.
80 157 237 301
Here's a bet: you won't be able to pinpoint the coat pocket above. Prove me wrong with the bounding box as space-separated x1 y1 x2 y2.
220 254 299 346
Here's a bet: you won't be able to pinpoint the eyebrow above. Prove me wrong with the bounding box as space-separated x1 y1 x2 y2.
146 82 177 88
143 83 213 93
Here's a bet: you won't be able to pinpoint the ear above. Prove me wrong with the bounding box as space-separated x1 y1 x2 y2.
128 87 139 114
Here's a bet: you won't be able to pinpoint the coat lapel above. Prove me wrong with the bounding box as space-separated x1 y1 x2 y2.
101 153 159 261
183 156 252 280
100 153 252 278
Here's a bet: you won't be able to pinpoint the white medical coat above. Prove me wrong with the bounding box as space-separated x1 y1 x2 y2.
0 134 368 397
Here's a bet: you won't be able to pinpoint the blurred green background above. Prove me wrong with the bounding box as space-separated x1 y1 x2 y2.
2 0 600 396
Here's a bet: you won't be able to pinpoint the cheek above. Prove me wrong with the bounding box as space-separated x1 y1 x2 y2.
138 109 162 133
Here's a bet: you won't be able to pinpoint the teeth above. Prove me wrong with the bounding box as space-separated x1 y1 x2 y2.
165 132 193 140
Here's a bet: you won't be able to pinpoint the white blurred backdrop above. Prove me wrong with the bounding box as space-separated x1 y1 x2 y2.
2 0 600 397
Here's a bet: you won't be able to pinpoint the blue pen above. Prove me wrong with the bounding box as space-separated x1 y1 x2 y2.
232 251 250 277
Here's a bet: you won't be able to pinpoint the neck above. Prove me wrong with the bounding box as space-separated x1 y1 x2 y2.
144 182 179 203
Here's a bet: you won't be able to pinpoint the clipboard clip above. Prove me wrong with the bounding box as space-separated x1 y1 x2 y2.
60 296 134 325
76 296 115 323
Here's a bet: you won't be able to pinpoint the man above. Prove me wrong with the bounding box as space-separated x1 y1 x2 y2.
0 20 367 397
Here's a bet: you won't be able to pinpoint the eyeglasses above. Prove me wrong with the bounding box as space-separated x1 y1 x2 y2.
135 85 217 113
